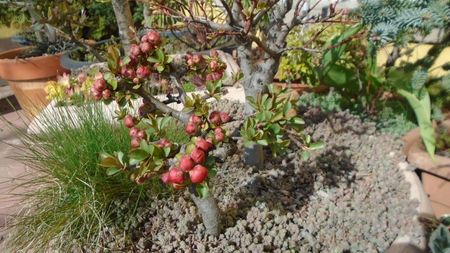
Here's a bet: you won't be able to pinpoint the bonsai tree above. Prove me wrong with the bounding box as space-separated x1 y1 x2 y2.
94 27 317 235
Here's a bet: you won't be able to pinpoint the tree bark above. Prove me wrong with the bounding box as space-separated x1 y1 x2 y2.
111 0 136 56
143 3 152 28
189 186 221 236
237 45 281 167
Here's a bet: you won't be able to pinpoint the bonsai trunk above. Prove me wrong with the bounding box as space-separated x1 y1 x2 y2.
111 0 136 56
238 45 280 167
189 186 221 236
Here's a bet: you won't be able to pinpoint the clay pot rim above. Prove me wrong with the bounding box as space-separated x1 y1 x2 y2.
0 46 64 62
403 120 450 179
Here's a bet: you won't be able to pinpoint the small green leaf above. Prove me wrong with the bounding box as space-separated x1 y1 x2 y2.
129 149 149 163
309 141 325 150
300 151 310 161
257 139 269 146
195 183 209 198
99 153 122 168
106 167 121 176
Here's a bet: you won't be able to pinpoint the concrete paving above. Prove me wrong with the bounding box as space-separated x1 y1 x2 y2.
0 110 29 248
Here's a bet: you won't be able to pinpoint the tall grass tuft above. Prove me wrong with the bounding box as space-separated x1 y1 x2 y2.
4 103 164 252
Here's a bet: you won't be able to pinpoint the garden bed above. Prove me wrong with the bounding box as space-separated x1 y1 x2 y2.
93 104 427 252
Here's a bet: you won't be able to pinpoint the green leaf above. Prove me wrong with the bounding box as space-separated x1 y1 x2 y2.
106 167 121 176
309 141 325 150
257 139 269 146
99 153 122 168
195 183 209 198
300 151 310 161
147 56 159 63
429 224 450 253
398 89 435 158
106 46 120 73
155 49 165 62
129 149 149 164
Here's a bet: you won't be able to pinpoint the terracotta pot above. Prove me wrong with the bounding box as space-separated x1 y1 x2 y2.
273 82 329 95
402 120 450 217
0 47 68 116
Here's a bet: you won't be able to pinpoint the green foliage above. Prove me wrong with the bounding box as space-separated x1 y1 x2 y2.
6 103 161 252
398 69 436 158
298 90 344 112
241 85 322 156
429 224 450 253
360 0 450 44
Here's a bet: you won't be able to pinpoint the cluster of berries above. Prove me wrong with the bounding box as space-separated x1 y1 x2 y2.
159 111 231 189
123 115 147 148
91 73 112 100
186 50 226 87
120 30 162 84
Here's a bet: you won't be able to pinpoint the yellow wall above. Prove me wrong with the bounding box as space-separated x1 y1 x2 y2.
377 44 450 78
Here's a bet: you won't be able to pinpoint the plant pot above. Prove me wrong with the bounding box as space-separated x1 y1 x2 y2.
0 47 68 117
60 51 94 70
402 120 450 217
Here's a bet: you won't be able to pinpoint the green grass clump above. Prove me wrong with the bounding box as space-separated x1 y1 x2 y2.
5 104 164 252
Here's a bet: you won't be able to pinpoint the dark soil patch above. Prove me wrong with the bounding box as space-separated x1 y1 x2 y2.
0 96 20 115
92 103 425 253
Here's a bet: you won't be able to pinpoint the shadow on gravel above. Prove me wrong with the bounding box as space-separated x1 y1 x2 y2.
222 144 357 229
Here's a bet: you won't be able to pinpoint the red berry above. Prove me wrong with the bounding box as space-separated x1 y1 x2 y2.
160 172 170 184
168 167 184 184
185 122 197 135
192 54 203 64
136 65 150 78
120 66 128 76
157 138 171 148
133 77 140 84
124 115 135 128
126 69 136 79
190 147 206 164
189 165 208 183
102 89 112 99
190 115 202 125
141 35 149 43
140 42 152 53
187 59 194 66
94 79 107 91
209 111 222 125
196 138 212 152
137 130 146 139
129 127 139 137
220 112 231 123
131 138 141 148
130 44 141 58
147 30 161 45
179 156 195 172
206 73 214 82
215 131 225 142
212 72 223 81
210 60 219 70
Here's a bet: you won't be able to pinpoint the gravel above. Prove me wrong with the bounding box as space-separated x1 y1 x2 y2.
93 102 425 252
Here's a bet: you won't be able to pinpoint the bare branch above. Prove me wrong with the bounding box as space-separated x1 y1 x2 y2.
247 34 280 58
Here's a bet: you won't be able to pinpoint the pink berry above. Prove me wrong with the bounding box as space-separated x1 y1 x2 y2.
147 30 161 45
209 111 222 125
160 171 170 184
190 147 206 164
94 72 103 80
192 54 203 64
210 60 219 70
189 165 208 183
140 42 152 53
220 112 231 123
190 115 202 125
179 156 195 172
102 89 112 99
185 122 197 135
94 79 107 91
124 115 135 128
196 138 213 152
168 167 184 184
130 44 141 58
136 65 150 78
129 127 139 137
137 130 146 139
141 35 149 43
77 73 87 83
131 138 141 148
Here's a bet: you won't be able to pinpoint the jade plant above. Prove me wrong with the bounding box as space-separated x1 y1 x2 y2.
90 29 314 236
